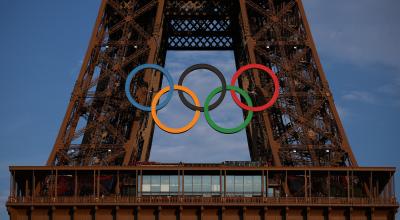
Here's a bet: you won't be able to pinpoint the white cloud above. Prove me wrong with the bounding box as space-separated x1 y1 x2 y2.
303 0 400 70
342 91 377 104
336 105 350 120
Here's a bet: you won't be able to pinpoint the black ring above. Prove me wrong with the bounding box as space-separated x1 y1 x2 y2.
178 64 227 112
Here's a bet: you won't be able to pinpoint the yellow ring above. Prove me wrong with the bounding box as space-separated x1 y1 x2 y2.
151 85 201 134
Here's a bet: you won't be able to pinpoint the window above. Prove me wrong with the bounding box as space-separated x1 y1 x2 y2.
226 175 262 196
193 176 202 193
235 176 244 194
150 175 161 192
202 176 211 193
184 176 192 193
226 176 234 194
142 176 151 192
244 176 252 193
170 176 178 193
161 176 169 193
253 176 262 194
212 176 220 193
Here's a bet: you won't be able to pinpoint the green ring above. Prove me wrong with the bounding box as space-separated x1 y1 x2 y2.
204 85 253 134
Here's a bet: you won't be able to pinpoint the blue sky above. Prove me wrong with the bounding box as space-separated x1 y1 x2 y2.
0 0 399 218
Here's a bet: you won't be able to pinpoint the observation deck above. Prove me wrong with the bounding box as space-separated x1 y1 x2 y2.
6 162 398 219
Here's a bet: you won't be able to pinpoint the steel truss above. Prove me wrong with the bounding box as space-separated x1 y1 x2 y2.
48 0 355 167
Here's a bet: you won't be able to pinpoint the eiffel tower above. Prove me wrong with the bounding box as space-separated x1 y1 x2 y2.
7 0 398 219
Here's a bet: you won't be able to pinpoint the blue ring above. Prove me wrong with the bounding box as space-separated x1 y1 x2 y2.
125 64 174 111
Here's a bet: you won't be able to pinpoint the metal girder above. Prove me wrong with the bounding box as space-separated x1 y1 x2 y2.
48 0 357 168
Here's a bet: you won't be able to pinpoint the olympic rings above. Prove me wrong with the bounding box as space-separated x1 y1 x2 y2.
230 64 280 112
151 85 201 134
125 64 175 111
178 64 226 112
124 63 279 134
204 86 253 134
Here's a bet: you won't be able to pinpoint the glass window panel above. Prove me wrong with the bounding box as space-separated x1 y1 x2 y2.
244 176 252 193
212 176 220 192
202 176 211 192
151 175 161 192
235 176 244 193
226 176 234 193
170 175 178 193
184 176 192 193
143 176 151 184
142 176 151 192
253 176 262 193
142 184 150 192
193 176 202 192
161 176 169 192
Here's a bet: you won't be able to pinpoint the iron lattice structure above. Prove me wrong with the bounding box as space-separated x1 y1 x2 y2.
47 0 356 167
6 1 399 219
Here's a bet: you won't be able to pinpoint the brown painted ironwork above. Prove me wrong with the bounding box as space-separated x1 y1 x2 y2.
6 164 399 219
47 0 356 167
6 0 398 219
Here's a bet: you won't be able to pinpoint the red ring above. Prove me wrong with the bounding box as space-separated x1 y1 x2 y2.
230 64 279 112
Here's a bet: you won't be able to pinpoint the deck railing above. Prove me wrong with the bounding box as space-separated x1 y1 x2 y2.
8 195 398 206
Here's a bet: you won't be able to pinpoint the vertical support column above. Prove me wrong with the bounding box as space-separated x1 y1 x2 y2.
261 170 265 197
351 171 354 199
389 172 394 202
370 207 375 220
285 207 289 219
309 170 312 198
306 207 310 220
55 169 58 200
51 206 56 220
284 170 289 197
116 170 120 195
266 170 269 198
74 170 78 198
220 206 225 220
178 170 181 196
136 169 139 196
219 170 222 196
263 207 268 220
115 206 119 220
393 171 396 200
328 171 331 198
97 170 100 198
179 206 183 220
182 170 184 196
139 170 143 197
223 170 226 197
200 206 204 220
369 171 373 200
10 170 15 198
238 0 281 165
136 206 141 220
327 207 332 220
304 170 307 199
32 170 35 200
93 169 96 198
347 170 350 202
348 207 353 220
157 206 162 220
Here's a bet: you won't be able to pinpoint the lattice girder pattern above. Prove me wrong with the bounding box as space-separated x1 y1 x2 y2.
48 0 167 166
238 0 356 166
48 0 357 167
